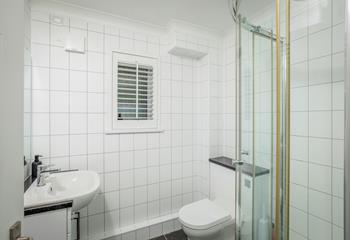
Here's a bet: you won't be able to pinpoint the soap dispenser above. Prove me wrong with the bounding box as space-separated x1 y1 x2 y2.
32 155 43 179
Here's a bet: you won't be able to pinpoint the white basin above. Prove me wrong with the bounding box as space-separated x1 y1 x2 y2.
24 170 100 211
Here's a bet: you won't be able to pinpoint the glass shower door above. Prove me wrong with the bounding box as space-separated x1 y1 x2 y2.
236 16 275 240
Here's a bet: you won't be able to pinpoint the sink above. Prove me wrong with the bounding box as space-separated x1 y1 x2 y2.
24 170 100 211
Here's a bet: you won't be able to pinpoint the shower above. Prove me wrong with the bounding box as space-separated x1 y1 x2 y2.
227 0 291 239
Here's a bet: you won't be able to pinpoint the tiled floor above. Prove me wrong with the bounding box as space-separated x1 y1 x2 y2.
150 229 187 240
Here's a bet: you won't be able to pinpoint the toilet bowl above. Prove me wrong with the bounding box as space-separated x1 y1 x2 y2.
179 199 234 240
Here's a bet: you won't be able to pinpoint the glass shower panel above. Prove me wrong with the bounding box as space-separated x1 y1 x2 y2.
238 20 275 240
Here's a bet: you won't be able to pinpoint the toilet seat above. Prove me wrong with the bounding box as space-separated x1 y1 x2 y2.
179 199 232 230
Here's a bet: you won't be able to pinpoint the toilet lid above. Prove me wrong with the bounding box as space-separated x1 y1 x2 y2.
179 199 231 230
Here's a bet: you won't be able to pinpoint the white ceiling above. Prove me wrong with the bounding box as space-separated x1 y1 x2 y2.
56 0 272 32
57 0 233 31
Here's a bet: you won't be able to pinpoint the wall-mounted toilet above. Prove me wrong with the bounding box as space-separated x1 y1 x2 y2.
178 162 236 240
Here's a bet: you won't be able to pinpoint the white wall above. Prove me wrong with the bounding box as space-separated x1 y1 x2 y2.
289 0 345 239
0 0 25 239
30 1 223 239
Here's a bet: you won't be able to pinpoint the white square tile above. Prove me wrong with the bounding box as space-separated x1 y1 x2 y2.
309 163 332 193
88 31 104 52
105 191 119 211
333 82 345 110
70 155 87 170
88 213 104 237
50 46 68 69
291 112 308 136
50 69 69 91
104 135 120 153
333 0 345 24
291 37 307 63
333 168 344 197
147 133 160 149
32 67 50 90
50 25 69 47
120 151 134 170
51 91 69 113
291 160 308 186
120 207 134 227
134 204 148 224
70 113 87 134
147 149 159 166
134 134 147 150
88 154 103 173
290 207 308 236
332 53 345 82
148 166 159 184
333 196 344 227
87 134 104 154
309 56 331 85
88 113 104 133
120 188 134 208
308 0 331 33
160 165 171 182
70 134 87 155
333 225 344 240
120 135 134 151
104 153 119 173
32 44 50 67
134 168 147 187
149 223 162 238
160 198 172 216
309 215 332 240
88 193 104 215
291 62 308 87
291 87 308 111
32 113 49 136
333 111 344 139
70 70 87 91
171 163 182 180
105 172 119 192
290 184 307 211
333 23 345 54
291 136 308 161
134 150 147 168
50 135 69 157
31 20 50 44
32 90 50 112
309 111 332 138
309 28 332 59
88 93 104 113
309 189 332 221
105 210 119 232
309 137 332 166
120 170 134 189
182 178 193 194
332 139 344 168
70 52 87 71
50 113 69 135
88 72 104 92
70 92 87 113
88 52 103 72
32 136 50 157
148 184 159 201
134 186 147 205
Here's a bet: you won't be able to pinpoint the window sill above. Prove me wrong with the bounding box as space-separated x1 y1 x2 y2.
105 128 164 135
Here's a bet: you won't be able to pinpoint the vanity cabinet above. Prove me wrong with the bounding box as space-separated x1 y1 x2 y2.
23 206 72 240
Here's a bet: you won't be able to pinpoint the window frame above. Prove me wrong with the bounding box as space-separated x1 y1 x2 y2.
109 51 160 133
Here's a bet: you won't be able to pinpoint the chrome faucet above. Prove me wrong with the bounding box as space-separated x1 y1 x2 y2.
37 164 61 187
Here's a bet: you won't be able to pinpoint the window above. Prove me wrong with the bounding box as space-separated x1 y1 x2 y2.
111 52 159 132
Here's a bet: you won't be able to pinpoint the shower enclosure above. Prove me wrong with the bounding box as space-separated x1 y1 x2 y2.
230 1 290 240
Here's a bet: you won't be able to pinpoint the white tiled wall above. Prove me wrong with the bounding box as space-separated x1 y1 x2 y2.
30 2 223 239
289 0 345 239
